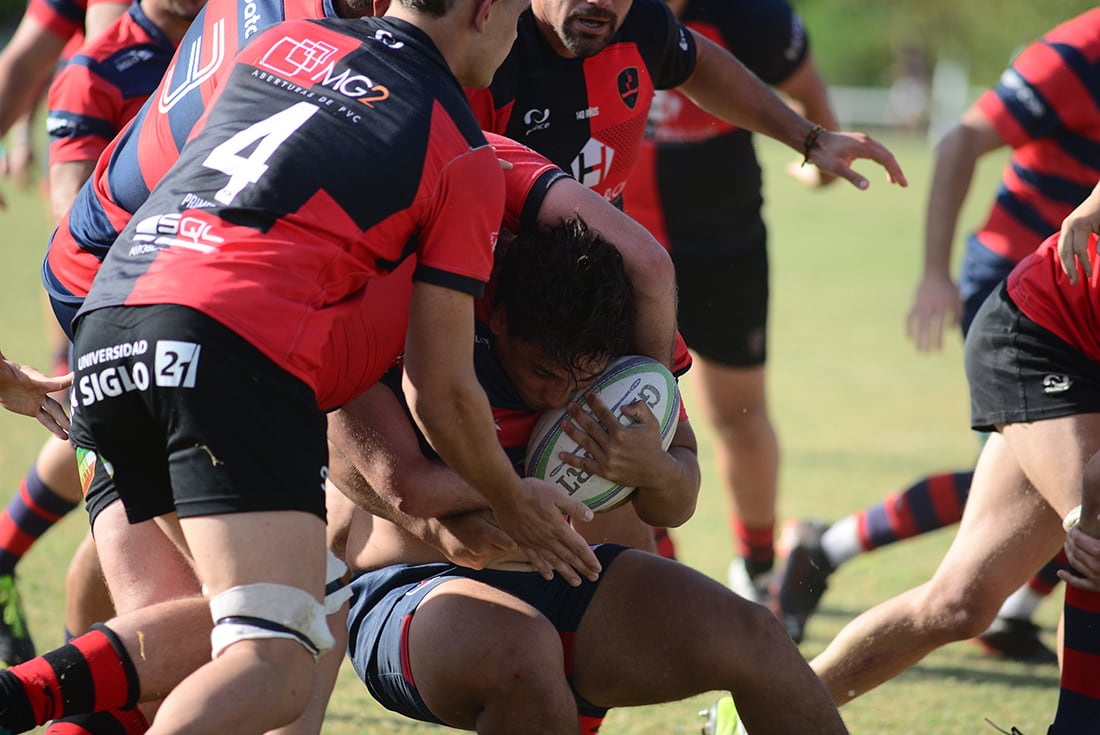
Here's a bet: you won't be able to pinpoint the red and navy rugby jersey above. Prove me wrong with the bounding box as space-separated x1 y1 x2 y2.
77 17 503 398
974 7 1100 263
313 133 567 411
625 0 808 246
466 0 696 205
46 1 178 166
26 0 125 59
44 0 330 308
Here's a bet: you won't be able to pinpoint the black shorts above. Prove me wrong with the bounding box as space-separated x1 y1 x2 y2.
965 284 1100 432
670 233 768 367
70 305 328 526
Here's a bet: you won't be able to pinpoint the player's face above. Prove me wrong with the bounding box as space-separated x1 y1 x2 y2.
533 0 632 58
493 334 605 411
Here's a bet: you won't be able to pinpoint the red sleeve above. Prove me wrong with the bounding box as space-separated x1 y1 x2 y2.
484 132 566 233
46 60 123 165
25 0 85 40
415 125 503 294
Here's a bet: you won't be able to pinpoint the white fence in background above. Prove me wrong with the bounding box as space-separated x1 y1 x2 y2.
828 59 973 144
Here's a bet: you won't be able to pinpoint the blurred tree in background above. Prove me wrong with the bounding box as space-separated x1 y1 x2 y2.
797 0 1097 89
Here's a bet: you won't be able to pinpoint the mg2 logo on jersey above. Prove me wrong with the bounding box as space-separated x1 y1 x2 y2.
570 138 615 190
259 36 389 106
617 67 639 109
260 36 339 79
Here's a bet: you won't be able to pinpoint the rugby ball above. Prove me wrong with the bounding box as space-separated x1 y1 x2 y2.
524 355 681 512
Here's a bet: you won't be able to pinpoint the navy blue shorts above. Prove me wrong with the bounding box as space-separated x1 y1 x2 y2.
346 544 628 725
958 235 1018 336
70 305 327 526
966 284 1100 432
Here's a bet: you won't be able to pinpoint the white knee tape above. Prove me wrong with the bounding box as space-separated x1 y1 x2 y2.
210 583 335 660
325 548 352 615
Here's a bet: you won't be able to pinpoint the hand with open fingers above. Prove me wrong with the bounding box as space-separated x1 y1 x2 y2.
558 393 674 491
0 356 72 439
906 274 962 352
1059 524 1100 592
425 510 517 570
808 130 908 191
491 477 601 586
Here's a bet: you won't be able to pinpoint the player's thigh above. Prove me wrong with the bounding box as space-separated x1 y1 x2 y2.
408 578 566 724
928 432 1065 607
573 549 774 704
182 511 328 597
1002 413 1100 519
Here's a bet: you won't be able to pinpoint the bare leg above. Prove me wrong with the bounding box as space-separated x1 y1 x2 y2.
408 578 581 735
571 549 844 735
813 421 1095 704
693 361 778 536
146 511 328 735
63 533 114 636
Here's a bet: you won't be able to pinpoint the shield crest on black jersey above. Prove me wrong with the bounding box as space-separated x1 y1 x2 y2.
617 67 639 109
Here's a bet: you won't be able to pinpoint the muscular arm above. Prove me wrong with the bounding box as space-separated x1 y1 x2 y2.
776 52 840 188
0 16 67 137
403 281 600 584
679 31 905 190
328 383 491 520
906 106 1005 352
538 177 677 368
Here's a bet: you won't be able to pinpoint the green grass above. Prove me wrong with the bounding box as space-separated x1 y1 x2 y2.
0 131 1059 734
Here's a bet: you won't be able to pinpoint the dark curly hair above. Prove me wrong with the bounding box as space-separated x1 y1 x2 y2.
492 214 634 381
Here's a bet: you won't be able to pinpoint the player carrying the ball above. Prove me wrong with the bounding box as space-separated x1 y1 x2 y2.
329 214 849 735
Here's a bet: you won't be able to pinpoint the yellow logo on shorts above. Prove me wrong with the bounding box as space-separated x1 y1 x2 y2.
74 447 97 497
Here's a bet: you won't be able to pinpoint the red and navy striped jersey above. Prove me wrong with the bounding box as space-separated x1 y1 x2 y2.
975 7 1100 263
78 17 503 400
625 0 808 246
44 0 329 306
466 0 696 205
46 1 177 166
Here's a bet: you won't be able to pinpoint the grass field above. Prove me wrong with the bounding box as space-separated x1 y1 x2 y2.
0 131 1060 734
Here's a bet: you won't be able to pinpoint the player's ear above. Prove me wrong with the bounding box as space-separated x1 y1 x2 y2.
489 304 508 336
472 0 495 31
372 0 390 14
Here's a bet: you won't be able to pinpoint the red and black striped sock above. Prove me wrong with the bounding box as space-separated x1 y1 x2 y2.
732 517 774 578
0 466 78 574
0 624 139 731
856 470 971 551
44 707 149 734
1049 585 1100 734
